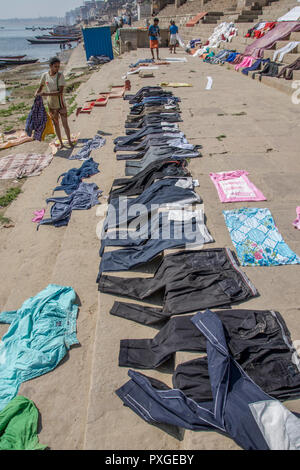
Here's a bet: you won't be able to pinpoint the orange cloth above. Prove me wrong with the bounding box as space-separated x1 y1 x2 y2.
150 39 159 49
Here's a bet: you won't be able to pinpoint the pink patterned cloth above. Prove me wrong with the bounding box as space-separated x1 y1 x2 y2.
293 207 300 230
32 209 45 223
235 56 254 71
209 170 266 203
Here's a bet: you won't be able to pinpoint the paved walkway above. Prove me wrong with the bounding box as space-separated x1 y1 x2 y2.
0 47 299 450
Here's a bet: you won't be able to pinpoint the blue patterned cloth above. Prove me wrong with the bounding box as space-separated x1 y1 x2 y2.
25 96 47 142
223 208 300 266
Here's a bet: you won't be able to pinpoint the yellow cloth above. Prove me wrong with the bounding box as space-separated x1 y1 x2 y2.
160 82 193 87
41 113 55 141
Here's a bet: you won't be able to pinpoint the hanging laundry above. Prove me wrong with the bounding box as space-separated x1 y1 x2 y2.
69 134 106 161
54 157 99 194
0 285 79 411
223 207 300 266
293 207 300 230
210 171 266 203
0 396 46 450
25 96 47 142
0 153 53 180
38 182 102 228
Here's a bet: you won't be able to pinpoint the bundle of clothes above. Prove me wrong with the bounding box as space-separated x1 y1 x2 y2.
87 55 111 66
245 21 276 39
97 85 300 450
37 157 102 228
192 22 238 57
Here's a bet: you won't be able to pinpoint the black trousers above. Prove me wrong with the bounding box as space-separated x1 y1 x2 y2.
173 353 300 402
108 158 190 201
115 307 300 401
99 248 258 314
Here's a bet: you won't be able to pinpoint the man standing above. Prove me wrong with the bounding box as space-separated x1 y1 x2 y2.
35 57 74 149
169 20 178 54
148 17 160 60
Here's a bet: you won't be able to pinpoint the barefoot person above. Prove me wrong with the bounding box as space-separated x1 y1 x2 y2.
148 17 160 61
35 56 74 149
169 20 178 54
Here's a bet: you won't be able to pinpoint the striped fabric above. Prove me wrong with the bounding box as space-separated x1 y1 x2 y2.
0 153 53 179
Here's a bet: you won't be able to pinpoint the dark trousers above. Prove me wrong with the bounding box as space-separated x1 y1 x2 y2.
99 248 258 313
108 159 190 201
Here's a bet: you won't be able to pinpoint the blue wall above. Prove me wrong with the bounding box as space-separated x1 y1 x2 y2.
82 26 114 60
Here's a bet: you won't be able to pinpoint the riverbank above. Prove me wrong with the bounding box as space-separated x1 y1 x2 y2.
0 44 90 134
0 42 90 225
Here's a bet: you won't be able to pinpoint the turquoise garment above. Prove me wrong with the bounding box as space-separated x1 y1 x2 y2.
223 208 300 266
0 284 79 411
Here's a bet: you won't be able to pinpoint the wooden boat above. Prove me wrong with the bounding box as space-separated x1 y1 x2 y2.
28 38 72 44
0 58 39 65
0 55 27 60
35 35 80 41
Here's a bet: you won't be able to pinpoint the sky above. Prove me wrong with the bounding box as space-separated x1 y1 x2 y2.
0 0 84 19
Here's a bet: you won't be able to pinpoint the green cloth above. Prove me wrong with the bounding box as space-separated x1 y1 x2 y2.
0 396 46 450
114 28 120 45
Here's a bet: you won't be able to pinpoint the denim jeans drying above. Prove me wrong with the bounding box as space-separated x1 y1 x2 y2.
99 209 213 273
102 178 201 232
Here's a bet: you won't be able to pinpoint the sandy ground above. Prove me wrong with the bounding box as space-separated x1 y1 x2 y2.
0 45 299 450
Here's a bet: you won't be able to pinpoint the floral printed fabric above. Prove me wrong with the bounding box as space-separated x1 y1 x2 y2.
210 170 266 203
223 208 300 266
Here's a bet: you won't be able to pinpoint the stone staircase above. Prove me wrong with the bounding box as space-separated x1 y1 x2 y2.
210 0 300 96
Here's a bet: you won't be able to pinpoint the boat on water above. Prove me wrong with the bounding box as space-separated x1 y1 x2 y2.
28 38 78 44
35 35 80 41
0 58 39 65
0 55 27 60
